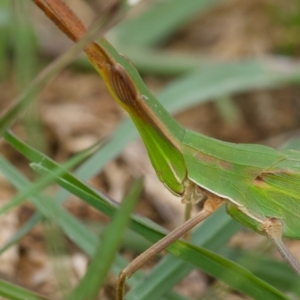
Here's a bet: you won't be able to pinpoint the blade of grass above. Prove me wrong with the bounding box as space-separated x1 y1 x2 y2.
54 119 137 204
12 0 37 89
76 47 203 75
5 2 298 298
0 0 10 79
0 154 184 299
159 59 300 113
19 159 288 297
0 136 104 216
0 279 50 300
0 157 143 289
3 70 300 298
5 140 296 300
32 161 290 300
12 0 45 151
218 247 300 296
0 154 146 292
11 0 36 88
0 151 110 258
67 178 142 300
113 0 222 48
3 127 291 300
0 2 122 137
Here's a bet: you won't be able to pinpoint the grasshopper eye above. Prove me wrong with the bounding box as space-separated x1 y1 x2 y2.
110 63 138 106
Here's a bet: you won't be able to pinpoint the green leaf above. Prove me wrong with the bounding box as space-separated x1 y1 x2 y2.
0 154 99 257
0 2 125 137
45 171 291 300
113 0 222 47
0 279 50 300
159 59 300 113
0 0 11 79
76 48 203 75
0 136 104 216
218 247 300 296
0 137 182 299
33 172 290 298
67 179 142 300
4 131 290 300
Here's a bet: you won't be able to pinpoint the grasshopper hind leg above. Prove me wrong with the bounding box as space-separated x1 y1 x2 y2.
262 218 300 276
116 196 224 300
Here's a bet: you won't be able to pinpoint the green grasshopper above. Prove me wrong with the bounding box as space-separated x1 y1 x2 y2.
35 0 300 298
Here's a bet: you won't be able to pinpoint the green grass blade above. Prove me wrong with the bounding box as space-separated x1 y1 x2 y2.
12 0 37 90
77 48 203 75
0 3 123 137
169 245 289 300
0 154 99 257
0 155 136 283
54 120 137 204
0 152 109 255
3 121 290 300
219 247 300 296
0 48 78 137
12 0 45 151
25 158 289 299
39 167 290 300
0 135 103 215
0 0 10 79
0 142 184 299
0 279 50 300
67 179 142 300
3 131 101 194
6 2 299 299
114 0 222 48
159 59 300 113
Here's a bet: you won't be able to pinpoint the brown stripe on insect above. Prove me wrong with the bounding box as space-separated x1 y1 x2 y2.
193 151 232 171
253 169 292 187
109 62 183 152
253 174 266 187
109 63 138 106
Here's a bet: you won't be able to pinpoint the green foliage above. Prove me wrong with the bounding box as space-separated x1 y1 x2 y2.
3 131 293 300
1 0 300 299
0 279 50 300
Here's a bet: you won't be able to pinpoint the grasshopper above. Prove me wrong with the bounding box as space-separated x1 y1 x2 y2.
34 0 300 299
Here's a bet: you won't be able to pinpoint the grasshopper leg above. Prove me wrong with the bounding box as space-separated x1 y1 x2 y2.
182 180 207 240
262 218 300 276
116 196 224 300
